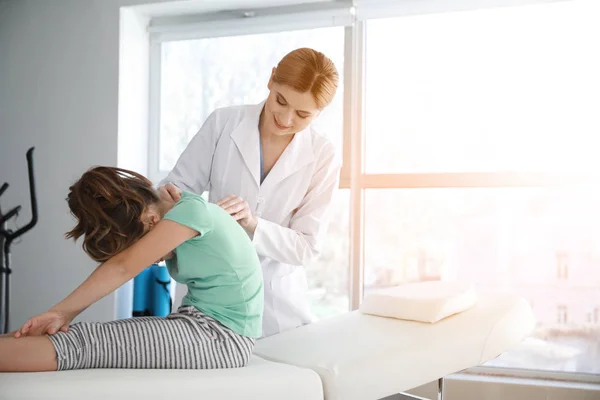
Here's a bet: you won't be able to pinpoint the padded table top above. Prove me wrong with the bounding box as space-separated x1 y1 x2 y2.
0 356 323 400
254 292 536 400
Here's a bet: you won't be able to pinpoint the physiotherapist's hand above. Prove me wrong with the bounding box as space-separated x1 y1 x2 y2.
158 183 182 204
14 309 74 338
216 195 258 234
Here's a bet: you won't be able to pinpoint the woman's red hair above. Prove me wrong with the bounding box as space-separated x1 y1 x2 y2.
272 47 339 109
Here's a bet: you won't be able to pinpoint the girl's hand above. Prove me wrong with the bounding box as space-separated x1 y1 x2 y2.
14 310 74 338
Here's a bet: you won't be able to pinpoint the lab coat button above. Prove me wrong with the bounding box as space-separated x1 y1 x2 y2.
256 212 262 217
257 197 265 204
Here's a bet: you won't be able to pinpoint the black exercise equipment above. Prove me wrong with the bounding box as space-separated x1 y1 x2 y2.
0 147 38 334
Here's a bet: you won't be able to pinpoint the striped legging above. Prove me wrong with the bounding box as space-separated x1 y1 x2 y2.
46 306 255 371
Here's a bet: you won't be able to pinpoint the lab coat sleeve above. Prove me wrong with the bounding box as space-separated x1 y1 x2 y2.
159 111 221 194
253 143 341 266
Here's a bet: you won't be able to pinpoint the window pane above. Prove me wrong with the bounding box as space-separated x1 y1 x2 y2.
306 189 350 319
365 1 600 173
364 187 600 374
160 28 345 172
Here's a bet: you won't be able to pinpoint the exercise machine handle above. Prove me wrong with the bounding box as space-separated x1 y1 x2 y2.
0 206 21 228
6 147 38 244
0 183 8 198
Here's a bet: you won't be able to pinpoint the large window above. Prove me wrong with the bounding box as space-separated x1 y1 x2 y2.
364 2 600 175
362 1 600 376
150 0 600 380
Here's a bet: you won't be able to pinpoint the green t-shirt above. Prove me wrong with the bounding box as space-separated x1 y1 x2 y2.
163 192 264 338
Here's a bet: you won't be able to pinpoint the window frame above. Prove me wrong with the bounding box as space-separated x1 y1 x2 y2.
148 39 163 185
147 0 600 383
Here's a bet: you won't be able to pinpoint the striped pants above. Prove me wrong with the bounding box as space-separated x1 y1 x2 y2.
47 306 255 371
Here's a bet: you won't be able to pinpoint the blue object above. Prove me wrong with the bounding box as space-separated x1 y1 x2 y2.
132 264 172 318
151 264 172 317
132 267 152 317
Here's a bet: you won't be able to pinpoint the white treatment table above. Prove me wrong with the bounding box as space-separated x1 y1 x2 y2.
0 291 535 400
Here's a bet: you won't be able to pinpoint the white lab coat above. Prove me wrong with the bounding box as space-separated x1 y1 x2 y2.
161 102 341 337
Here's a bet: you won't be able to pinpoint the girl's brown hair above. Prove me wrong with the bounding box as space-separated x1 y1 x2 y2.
272 47 339 109
65 166 159 262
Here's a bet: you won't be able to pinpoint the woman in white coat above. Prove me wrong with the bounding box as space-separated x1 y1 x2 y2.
159 48 341 337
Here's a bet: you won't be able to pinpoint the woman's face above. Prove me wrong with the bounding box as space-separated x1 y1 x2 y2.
263 73 321 136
